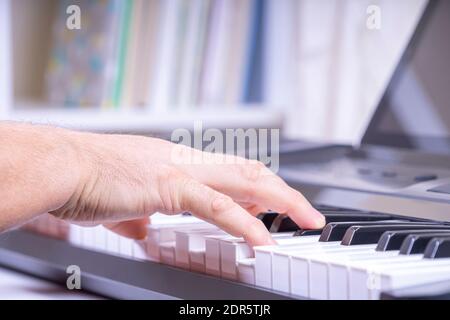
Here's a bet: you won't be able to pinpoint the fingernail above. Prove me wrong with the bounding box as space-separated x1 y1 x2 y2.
313 209 326 228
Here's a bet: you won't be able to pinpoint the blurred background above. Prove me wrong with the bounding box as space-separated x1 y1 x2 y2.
0 0 427 143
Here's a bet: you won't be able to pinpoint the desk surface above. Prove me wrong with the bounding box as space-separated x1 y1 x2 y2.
0 267 101 300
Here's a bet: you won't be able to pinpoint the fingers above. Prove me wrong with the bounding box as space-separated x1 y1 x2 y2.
183 158 325 230
104 217 149 240
248 174 325 230
163 171 277 247
240 202 269 216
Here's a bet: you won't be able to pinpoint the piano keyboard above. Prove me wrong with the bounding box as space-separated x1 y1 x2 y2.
17 205 450 299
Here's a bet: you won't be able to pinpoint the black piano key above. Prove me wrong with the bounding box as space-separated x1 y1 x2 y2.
341 223 445 246
269 215 298 232
376 229 450 252
313 204 337 210
400 232 450 255
257 212 279 230
319 210 371 215
424 237 450 259
312 204 354 211
295 229 323 237
272 212 397 233
319 220 408 242
323 213 394 222
414 174 438 183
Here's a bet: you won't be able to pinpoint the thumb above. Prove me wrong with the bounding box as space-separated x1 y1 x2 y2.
103 217 150 240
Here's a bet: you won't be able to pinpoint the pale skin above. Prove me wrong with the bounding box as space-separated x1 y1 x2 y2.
0 122 325 247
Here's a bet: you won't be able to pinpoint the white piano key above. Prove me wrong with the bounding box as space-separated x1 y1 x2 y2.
253 236 321 290
373 262 450 299
290 244 377 298
93 226 107 251
68 224 84 246
150 213 199 224
221 233 305 282
238 258 256 285
349 257 450 300
219 232 298 280
220 239 254 280
189 230 227 272
105 229 121 255
254 246 273 289
205 234 232 277
311 248 404 300
160 241 176 266
343 253 424 300
119 236 134 257
147 220 211 260
206 230 281 277
287 244 377 298
316 250 422 300
81 227 95 250
175 228 221 269
147 214 205 240
324 251 418 300
190 249 206 273
272 241 351 294
132 240 148 260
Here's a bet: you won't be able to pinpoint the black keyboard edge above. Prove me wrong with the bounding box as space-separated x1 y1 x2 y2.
0 230 297 300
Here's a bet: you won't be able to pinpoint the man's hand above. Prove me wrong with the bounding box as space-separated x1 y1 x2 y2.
0 123 325 246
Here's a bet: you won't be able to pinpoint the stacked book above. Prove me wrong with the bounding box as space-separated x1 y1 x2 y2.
45 0 264 110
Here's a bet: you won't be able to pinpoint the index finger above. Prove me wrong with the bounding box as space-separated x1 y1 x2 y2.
167 173 277 247
185 159 325 230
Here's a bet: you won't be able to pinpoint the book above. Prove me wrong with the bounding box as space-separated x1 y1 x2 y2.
199 0 235 106
242 0 265 103
46 0 121 107
224 0 253 105
133 0 161 108
177 0 212 108
121 0 144 108
148 0 184 111
111 0 133 108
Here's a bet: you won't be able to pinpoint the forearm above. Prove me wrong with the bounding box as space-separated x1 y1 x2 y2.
0 122 80 231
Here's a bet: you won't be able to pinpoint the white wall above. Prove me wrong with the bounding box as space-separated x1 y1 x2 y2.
264 0 427 144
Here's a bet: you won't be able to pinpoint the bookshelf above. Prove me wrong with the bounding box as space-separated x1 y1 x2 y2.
0 0 282 134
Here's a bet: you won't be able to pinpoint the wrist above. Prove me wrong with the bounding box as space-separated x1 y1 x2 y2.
48 128 95 220
42 125 84 215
